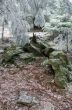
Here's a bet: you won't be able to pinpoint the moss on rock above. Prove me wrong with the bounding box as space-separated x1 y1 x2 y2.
2 45 23 63
42 50 72 89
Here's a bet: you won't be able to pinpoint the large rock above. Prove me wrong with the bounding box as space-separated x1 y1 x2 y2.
42 50 72 88
2 45 23 63
19 53 35 64
17 91 55 110
20 53 33 59
17 91 39 106
54 67 68 89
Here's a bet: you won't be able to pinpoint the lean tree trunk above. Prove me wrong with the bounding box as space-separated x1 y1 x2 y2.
2 18 5 42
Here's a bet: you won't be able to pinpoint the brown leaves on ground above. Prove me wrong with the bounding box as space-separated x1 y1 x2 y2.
0 59 72 110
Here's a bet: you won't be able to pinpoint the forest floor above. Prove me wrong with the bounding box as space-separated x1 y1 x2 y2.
0 58 72 110
0 26 72 110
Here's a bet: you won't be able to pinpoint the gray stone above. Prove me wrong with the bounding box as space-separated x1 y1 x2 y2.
17 91 39 106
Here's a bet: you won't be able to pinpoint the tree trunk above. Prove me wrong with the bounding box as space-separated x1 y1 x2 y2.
2 18 5 42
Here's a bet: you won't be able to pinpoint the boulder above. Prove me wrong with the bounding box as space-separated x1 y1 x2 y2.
19 53 35 64
24 43 42 56
23 37 54 57
54 67 68 89
2 45 23 63
42 50 72 89
20 53 33 59
17 91 39 106
50 51 68 65
17 91 55 110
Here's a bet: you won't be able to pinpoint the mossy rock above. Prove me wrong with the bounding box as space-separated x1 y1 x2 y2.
55 73 67 89
50 51 68 65
42 50 72 89
2 45 23 63
42 58 62 70
42 47 55 57
23 43 42 56
19 53 36 64
54 66 68 88
23 38 54 57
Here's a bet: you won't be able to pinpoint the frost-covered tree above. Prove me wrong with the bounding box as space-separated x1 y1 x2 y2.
1 0 72 47
43 14 72 51
58 0 72 15
3 0 30 46
34 8 45 28
0 0 3 15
